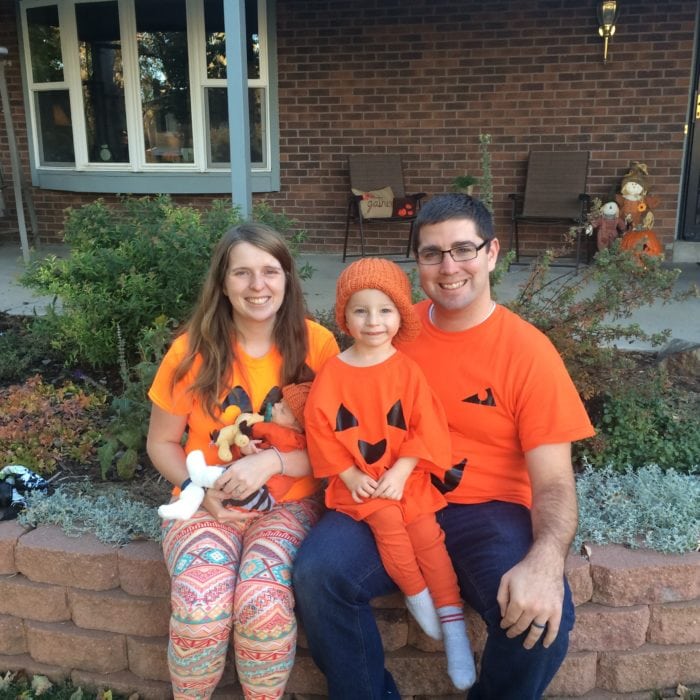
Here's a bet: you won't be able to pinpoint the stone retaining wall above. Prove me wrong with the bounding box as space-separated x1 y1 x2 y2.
0 521 698 699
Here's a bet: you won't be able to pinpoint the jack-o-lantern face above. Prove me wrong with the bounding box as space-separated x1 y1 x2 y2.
335 400 407 464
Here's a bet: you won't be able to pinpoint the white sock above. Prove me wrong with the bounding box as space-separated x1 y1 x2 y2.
439 605 476 690
158 483 205 520
405 588 442 640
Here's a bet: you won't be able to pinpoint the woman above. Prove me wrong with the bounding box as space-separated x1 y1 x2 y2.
147 223 339 699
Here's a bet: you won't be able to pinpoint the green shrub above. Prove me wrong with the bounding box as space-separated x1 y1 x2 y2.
502 243 686 401
500 245 699 474
22 197 311 370
478 133 493 212
576 381 700 473
22 196 239 369
575 464 700 553
97 315 175 480
0 375 106 476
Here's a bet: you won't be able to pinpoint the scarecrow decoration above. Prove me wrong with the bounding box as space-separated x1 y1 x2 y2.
615 162 664 258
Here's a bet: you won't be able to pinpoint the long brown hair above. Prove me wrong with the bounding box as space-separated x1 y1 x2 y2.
172 223 311 419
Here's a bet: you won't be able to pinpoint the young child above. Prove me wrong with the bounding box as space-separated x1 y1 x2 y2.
158 382 311 520
304 258 476 691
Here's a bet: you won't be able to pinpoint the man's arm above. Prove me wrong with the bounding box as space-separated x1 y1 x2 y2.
496 442 577 649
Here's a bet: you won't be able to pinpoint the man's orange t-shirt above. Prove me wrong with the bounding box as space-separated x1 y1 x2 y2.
396 302 595 508
149 319 339 502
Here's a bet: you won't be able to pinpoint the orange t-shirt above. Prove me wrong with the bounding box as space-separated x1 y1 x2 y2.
148 319 339 502
396 302 595 508
305 351 450 522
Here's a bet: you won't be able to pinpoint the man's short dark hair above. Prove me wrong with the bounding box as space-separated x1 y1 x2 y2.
412 194 495 255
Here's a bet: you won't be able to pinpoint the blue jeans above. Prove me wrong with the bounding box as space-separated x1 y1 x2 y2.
293 501 574 700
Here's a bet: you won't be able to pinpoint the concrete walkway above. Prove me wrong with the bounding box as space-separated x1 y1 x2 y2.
2 242 699 351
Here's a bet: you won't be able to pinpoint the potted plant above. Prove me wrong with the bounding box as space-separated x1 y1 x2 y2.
452 174 479 195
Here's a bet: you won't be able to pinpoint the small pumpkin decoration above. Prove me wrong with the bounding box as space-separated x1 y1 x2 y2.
620 230 664 259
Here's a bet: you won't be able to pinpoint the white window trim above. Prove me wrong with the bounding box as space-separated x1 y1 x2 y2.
18 0 279 193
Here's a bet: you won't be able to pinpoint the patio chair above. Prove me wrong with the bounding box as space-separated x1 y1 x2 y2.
343 154 426 261
508 150 591 268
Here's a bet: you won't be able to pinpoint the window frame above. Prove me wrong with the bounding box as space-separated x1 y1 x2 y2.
18 0 280 194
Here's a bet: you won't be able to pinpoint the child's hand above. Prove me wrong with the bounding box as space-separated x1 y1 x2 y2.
373 457 417 501
340 466 378 503
239 439 263 455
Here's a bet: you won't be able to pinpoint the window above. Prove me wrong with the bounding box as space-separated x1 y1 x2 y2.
20 0 275 192
202 0 267 168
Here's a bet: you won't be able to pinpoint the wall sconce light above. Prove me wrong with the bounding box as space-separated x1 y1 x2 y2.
597 1 620 64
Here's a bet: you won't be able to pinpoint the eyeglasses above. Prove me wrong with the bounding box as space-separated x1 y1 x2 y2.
416 240 488 265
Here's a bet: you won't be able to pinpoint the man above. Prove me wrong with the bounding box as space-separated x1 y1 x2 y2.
294 194 594 699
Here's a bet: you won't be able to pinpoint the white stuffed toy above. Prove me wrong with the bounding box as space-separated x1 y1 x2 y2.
157 450 274 520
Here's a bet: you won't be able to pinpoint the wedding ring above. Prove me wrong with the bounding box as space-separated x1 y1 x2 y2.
531 621 546 629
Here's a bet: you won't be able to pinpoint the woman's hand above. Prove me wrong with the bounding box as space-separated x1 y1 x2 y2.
201 490 258 525
213 451 279 502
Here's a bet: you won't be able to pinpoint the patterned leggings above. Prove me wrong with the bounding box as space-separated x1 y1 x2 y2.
161 497 324 699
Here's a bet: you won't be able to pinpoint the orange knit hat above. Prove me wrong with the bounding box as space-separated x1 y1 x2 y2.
281 382 312 428
335 258 420 343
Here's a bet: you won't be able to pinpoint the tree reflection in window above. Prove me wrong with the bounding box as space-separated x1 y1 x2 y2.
22 0 270 173
76 1 129 163
26 5 64 83
203 0 264 166
136 0 193 163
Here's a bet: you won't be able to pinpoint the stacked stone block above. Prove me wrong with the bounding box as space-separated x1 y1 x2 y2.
0 522 698 699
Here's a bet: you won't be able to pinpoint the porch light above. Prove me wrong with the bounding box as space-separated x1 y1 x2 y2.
597 1 620 65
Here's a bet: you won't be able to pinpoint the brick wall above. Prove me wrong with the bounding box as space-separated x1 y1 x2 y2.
0 1 696 255
270 0 696 256
0 521 698 699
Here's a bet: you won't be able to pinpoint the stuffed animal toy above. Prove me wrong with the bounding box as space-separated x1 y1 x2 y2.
159 382 312 520
593 201 627 251
615 162 659 231
215 412 266 461
157 450 274 520
158 412 271 521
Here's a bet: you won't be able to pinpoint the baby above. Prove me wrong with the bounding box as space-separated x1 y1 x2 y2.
158 382 310 520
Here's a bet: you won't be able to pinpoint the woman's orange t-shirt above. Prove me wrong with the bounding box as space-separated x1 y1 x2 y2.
149 319 339 501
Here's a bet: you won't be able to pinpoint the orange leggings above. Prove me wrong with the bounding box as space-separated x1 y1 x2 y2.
365 504 461 608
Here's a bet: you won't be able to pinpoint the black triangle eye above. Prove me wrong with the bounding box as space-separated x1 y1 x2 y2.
386 400 407 431
222 385 253 414
335 403 359 431
260 386 282 417
463 388 496 407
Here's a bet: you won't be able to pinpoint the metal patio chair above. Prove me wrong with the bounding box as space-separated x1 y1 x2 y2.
344 154 426 261
508 150 591 268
